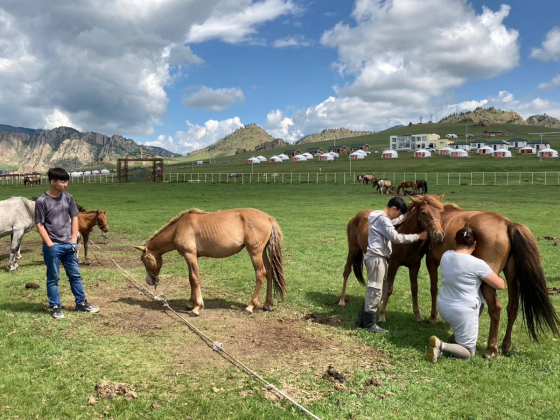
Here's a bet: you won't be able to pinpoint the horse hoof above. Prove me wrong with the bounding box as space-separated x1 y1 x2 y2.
244 308 254 315
483 349 499 359
263 305 272 312
189 309 200 317
185 302 195 310
417 319 429 324
501 344 512 355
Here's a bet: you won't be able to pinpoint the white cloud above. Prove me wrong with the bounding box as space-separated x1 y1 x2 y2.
0 1 288 136
539 74 560 90
273 35 313 48
43 109 82 131
187 0 298 44
146 117 244 154
531 27 560 62
321 0 519 109
264 109 303 142
182 87 245 111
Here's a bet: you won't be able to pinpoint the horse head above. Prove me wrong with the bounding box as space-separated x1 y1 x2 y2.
96 210 109 233
134 245 162 286
371 178 379 187
409 194 446 243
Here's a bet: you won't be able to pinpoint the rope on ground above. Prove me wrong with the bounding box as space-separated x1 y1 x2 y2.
88 239 321 420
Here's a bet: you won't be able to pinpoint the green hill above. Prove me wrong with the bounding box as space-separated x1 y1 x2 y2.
297 128 373 145
526 114 560 129
439 107 526 125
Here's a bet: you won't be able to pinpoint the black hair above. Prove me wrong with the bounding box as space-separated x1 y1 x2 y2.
387 197 408 214
455 228 477 248
47 167 70 182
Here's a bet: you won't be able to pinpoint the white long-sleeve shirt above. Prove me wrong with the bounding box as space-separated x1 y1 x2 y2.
366 210 419 258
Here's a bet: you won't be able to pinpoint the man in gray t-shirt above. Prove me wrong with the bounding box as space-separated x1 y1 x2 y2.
35 167 99 319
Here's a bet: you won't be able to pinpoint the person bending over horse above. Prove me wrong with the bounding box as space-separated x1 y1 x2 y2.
35 167 99 319
426 228 504 362
356 197 428 333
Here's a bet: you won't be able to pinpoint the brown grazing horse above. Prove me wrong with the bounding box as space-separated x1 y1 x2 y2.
23 176 41 186
134 208 287 316
396 181 418 195
77 210 109 264
379 203 560 358
416 180 428 194
339 195 446 308
372 179 393 194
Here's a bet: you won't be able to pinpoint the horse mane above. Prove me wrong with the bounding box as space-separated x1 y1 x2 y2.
145 208 208 244
443 203 462 210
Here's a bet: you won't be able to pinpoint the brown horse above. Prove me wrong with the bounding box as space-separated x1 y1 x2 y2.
363 175 376 185
23 176 41 186
339 195 446 308
134 208 287 316
77 210 109 264
396 181 418 195
372 179 393 194
379 203 560 358
416 180 428 194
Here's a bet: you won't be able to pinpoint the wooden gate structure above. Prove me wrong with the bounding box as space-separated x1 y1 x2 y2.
117 158 163 183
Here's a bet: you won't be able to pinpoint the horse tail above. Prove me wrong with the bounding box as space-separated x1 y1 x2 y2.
508 223 560 341
347 215 366 286
267 217 287 300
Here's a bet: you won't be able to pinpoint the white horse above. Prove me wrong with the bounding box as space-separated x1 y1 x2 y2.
0 197 36 271
373 179 393 194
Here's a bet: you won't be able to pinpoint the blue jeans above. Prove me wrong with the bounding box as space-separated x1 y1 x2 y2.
43 243 86 308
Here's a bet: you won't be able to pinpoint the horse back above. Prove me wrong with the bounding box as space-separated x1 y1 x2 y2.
0 197 35 235
347 209 373 254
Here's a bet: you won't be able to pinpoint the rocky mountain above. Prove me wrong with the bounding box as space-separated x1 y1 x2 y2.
0 126 180 172
254 137 289 152
526 114 560 129
439 107 526 125
296 128 374 145
188 124 275 158
0 124 42 136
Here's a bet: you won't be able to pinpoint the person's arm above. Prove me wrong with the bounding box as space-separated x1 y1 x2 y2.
71 216 79 244
482 272 505 290
36 223 54 247
378 217 422 244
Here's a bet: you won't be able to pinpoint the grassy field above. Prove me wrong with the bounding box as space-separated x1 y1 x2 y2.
1 182 559 419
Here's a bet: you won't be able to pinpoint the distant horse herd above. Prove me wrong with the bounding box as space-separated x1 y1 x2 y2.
356 174 428 195
1 188 558 359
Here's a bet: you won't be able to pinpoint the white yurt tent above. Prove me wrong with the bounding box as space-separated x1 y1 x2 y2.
100 169 110 175
319 154 334 161
293 155 307 162
256 155 266 162
302 152 314 159
477 146 493 155
247 157 260 165
450 149 469 158
439 147 453 156
382 150 398 159
353 149 367 156
492 149 512 158
538 148 559 158
350 151 365 160
414 149 431 158
519 146 536 155
269 156 282 163
278 153 289 161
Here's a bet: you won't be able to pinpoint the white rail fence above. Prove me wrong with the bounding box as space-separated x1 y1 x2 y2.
2 172 559 186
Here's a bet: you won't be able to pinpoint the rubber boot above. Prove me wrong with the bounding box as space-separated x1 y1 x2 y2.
355 303 366 328
363 311 388 334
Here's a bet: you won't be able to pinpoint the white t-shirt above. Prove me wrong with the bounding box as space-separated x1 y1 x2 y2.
439 250 494 307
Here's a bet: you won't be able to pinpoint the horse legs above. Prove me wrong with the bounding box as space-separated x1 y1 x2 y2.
184 253 204 316
339 245 360 307
82 234 90 265
408 263 426 323
246 249 267 314
262 250 274 311
8 230 24 271
426 254 440 324
11 233 22 260
501 256 518 355
481 283 502 359
378 262 400 323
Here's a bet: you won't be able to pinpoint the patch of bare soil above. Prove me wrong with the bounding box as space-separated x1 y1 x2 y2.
95 380 137 401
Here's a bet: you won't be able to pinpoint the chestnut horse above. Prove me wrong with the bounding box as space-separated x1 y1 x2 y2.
134 208 286 316
378 203 559 358
77 210 109 264
396 181 417 195
339 195 446 309
416 180 428 194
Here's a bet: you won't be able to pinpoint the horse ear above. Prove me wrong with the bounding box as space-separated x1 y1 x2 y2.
437 194 445 202
409 196 421 204
134 246 146 252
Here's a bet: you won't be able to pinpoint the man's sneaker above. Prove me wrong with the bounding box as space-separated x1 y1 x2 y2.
367 323 388 334
426 335 443 363
75 300 99 313
51 306 65 319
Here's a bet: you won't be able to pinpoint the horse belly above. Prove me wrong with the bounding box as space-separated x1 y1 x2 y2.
197 241 245 258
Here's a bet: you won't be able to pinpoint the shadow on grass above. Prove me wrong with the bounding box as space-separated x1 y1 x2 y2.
1 301 45 314
115 296 246 313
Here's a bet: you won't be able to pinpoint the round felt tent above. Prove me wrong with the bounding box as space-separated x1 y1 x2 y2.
477 146 493 155
293 155 307 162
492 149 512 158
519 146 536 155
278 153 289 161
268 156 282 163
256 155 266 162
381 150 398 159
247 157 260 164
414 149 432 158
350 151 365 160
302 152 314 159
450 149 469 158
538 148 558 158
439 147 453 156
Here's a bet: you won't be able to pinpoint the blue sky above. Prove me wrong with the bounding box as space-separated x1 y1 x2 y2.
1 0 559 154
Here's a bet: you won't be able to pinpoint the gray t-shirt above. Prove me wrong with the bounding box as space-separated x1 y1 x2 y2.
35 192 79 244
439 251 494 307
366 210 418 258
